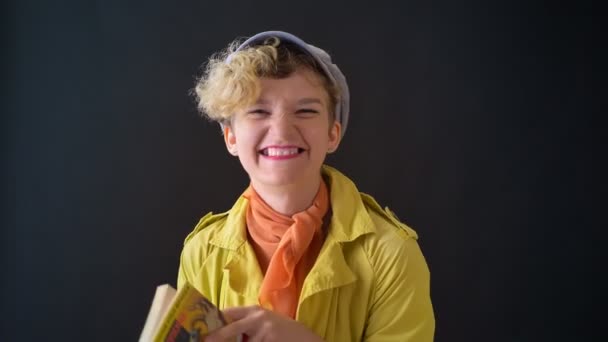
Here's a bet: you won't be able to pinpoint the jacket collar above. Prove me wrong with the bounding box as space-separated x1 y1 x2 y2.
322 165 375 242
298 165 374 305
208 193 248 250
208 165 375 302
210 165 374 249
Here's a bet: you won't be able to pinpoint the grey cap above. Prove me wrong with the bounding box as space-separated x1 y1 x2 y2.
226 31 350 138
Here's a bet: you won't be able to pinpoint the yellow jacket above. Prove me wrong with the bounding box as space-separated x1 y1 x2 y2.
177 165 435 341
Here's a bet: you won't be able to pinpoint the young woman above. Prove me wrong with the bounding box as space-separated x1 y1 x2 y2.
178 30 435 341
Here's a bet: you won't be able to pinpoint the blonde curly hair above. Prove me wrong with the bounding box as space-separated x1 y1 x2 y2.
193 37 340 125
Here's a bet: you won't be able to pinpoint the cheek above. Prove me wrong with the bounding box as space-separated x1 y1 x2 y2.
308 126 331 144
233 123 256 146
304 118 331 136
235 134 257 153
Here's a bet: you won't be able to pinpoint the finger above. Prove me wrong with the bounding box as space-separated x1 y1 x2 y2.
222 305 261 321
206 312 258 342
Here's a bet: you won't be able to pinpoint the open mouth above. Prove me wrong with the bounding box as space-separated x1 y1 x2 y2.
259 147 305 157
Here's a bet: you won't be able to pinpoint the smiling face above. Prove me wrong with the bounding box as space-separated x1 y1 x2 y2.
224 68 341 192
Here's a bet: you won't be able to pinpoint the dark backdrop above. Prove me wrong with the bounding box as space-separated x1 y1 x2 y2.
3 0 597 341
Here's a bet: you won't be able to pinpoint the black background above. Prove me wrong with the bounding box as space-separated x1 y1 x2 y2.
3 0 598 341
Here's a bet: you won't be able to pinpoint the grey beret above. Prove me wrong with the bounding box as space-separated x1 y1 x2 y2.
226 31 350 138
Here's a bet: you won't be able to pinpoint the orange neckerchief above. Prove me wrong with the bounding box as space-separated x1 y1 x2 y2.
243 180 329 319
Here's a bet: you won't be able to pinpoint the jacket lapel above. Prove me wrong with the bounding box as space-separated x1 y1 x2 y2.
224 243 264 302
208 194 264 304
297 165 375 308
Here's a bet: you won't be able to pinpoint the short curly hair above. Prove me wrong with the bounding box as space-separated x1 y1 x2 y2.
192 36 340 125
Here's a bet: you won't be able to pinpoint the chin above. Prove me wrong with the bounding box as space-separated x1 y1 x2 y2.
260 175 303 187
254 169 314 188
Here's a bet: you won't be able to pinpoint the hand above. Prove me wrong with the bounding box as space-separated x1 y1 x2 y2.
205 305 324 342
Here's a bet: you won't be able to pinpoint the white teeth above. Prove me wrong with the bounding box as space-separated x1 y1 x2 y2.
265 147 299 157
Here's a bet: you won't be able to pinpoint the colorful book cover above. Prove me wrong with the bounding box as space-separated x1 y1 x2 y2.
152 282 241 342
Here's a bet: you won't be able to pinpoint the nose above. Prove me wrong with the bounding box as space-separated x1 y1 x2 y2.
268 111 295 138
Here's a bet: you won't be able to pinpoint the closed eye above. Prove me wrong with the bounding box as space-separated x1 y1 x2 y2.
296 108 320 116
247 109 270 116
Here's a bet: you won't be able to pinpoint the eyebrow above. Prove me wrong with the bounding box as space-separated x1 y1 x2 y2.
297 98 323 105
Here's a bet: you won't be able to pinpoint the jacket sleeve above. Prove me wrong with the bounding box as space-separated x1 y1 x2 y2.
364 235 435 341
176 236 198 290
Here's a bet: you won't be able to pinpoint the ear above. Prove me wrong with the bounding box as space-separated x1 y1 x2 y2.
223 125 238 156
327 121 342 153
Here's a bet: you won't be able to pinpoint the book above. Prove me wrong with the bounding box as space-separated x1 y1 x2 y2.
139 282 241 342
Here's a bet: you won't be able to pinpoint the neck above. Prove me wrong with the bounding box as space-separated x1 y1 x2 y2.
250 174 323 216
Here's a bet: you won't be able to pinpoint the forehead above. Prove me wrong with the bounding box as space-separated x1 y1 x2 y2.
256 68 328 102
